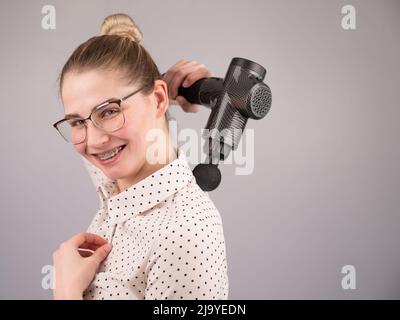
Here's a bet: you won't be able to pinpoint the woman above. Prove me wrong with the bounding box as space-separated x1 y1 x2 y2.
52 13 228 300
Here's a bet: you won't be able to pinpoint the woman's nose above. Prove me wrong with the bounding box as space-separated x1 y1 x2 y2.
85 121 110 146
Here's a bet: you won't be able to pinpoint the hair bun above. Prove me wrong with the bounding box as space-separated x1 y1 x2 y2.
100 13 142 43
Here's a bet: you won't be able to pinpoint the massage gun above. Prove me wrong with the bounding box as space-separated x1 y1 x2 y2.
173 57 272 191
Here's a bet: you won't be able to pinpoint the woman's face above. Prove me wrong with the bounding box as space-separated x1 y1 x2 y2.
61 69 169 183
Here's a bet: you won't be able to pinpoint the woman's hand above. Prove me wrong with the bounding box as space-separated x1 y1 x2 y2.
52 232 112 300
162 60 212 113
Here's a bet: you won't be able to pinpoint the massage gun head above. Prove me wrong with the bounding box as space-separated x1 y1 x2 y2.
204 57 272 161
228 57 272 120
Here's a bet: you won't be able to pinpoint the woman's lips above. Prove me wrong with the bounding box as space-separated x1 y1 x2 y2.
93 144 127 166
91 144 127 156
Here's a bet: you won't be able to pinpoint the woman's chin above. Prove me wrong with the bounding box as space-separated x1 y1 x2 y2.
102 167 129 180
104 163 141 181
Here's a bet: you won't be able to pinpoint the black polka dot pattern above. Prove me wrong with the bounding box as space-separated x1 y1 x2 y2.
81 150 229 300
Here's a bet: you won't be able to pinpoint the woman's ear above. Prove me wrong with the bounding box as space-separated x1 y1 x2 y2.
153 79 170 118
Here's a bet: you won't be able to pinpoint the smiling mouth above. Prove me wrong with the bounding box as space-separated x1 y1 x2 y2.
92 144 127 161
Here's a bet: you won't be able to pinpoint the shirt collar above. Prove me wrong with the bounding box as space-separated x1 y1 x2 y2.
83 149 194 223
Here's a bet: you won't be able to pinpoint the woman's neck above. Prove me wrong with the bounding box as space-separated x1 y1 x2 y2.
116 122 177 192
117 145 177 192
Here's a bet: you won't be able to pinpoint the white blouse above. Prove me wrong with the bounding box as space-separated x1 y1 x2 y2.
80 149 229 300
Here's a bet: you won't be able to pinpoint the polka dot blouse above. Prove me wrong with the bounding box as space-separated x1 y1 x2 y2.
80 149 229 300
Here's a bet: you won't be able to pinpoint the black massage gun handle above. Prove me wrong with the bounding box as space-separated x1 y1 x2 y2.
177 78 205 104
161 72 204 104
177 77 224 107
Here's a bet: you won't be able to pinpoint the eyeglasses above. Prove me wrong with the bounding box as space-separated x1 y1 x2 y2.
53 86 145 145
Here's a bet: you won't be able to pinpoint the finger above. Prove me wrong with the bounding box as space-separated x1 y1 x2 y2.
90 243 112 264
68 232 108 248
176 96 200 113
168 61 199 99
181 65 212 88
79 242 105 251
164 61 195 99
184 104 201 113
168 59 191 72
169 61 200 98
162 60 192 88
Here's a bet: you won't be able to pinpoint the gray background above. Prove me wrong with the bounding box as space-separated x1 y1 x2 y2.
0 0 399 299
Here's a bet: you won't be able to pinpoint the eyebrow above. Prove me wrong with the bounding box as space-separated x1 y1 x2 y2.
64 97 118 120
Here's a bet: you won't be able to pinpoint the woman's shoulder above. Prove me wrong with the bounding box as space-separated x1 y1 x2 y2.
163 178 225 233
152 180 227 257
179 176 220 205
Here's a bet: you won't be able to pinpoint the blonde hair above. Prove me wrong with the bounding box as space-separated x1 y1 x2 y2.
58 13 161 98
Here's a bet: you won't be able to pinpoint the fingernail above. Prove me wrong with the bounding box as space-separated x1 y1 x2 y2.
182 80 189 87
105 244 112 251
